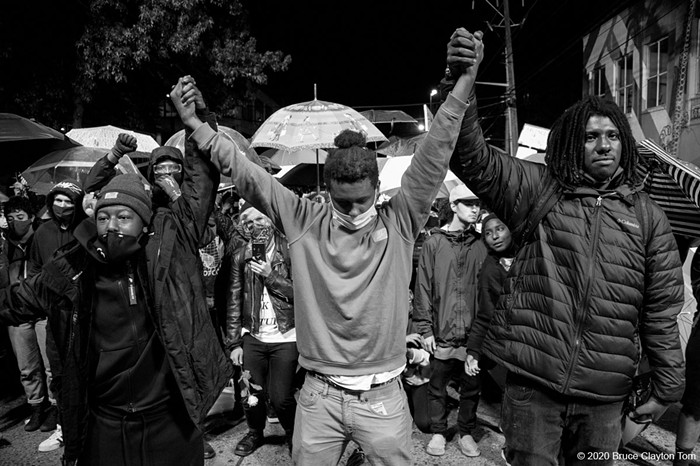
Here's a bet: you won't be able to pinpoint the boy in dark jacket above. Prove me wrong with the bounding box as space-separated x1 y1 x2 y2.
413 184 487 458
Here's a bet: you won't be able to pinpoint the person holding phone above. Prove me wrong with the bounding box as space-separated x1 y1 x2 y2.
225 203 297 458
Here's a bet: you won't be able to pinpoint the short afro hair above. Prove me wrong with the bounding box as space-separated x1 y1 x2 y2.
324 130 379 187
4 196 35 217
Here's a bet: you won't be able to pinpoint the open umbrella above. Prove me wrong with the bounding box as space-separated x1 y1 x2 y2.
637 139 700 239
360 109 417 125
21 146 142 195
378 155 459 199
274 164 325 188
0 113 79 182
360 109 420 138
251 93 387 194
261 147 328 166
67 125 160 152
377 133 427 157
165 125 269 186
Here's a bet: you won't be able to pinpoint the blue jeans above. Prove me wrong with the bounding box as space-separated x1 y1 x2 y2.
241 334 298 434
428 357 481 436
7 319 53 405
502 373 624 466
293 373 412 465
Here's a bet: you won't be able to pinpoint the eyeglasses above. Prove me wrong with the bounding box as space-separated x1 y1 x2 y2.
153 163 182 175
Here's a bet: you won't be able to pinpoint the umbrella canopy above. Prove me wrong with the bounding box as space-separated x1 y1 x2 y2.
376 133 427 157
164 125 269 181
67 125 160 152
378 155 460 199
0 113 67 142
262 147 328 165
0 113 79 180
274 164 325 188
250 99 387 151
360 110 418 124
637 139 700 239
21 146 142 195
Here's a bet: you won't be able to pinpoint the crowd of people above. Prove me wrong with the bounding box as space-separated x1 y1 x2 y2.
0 27 699 466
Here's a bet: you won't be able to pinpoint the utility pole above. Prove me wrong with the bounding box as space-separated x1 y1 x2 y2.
503 0 519 157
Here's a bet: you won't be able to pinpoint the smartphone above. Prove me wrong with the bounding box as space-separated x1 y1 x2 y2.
252 242 266 261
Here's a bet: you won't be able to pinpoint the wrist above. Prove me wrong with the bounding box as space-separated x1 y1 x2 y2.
183 115 203 131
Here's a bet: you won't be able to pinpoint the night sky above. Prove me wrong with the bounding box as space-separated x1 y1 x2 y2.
242 0 633 139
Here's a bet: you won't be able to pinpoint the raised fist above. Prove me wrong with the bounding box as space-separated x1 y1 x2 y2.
111 133 138 159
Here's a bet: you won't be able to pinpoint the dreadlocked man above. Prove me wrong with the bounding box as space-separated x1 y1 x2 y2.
446 28 684 466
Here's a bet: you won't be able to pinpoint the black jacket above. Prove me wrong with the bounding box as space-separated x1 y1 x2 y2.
449 100 685 403
413 227 486 348
225 232 294 350
0 131 233 461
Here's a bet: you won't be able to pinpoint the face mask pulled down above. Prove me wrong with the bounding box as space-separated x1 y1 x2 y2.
95 232 143 263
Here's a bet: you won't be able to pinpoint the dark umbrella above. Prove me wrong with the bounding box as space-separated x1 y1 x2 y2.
361 110 421 138
637 139 700 239
0 113 79 186
275 163 325 188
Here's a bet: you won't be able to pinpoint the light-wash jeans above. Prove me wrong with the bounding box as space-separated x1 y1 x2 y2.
293 373 412 465
7 319 53 405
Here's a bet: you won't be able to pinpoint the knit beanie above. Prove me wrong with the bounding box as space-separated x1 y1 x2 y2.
95 174 153 223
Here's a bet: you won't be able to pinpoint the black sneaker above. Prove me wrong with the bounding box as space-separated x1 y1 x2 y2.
25 404 45 432
234 431 263 457
40 405 57 432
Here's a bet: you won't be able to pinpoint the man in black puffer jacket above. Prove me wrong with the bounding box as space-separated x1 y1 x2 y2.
446 28 684 466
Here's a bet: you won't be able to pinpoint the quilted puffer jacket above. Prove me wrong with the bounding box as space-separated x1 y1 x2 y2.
448 101 685 403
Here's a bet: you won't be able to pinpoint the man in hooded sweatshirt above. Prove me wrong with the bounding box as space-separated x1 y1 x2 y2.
24 181 87 446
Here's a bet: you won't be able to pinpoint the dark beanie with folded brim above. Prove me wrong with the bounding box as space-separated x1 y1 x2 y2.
94 174 153 224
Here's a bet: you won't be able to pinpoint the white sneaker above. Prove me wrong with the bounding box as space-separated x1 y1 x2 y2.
426 433 446 456
38 425 63 452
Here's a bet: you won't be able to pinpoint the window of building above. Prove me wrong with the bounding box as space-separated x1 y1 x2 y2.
647 36 669 108
590 66 606 98
616 53 634 113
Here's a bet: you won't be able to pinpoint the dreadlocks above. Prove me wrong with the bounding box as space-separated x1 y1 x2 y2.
545 96 640 189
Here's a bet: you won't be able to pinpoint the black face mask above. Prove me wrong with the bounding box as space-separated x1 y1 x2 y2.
52 205 75 225
95 232 143 263
9 219 32 240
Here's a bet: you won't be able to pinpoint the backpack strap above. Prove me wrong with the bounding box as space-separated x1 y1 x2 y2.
513 177 562 249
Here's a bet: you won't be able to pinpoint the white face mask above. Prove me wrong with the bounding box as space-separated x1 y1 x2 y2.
331 203 378 230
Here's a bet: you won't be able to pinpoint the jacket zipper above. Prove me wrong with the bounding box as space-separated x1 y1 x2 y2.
562 195 603 391
120 263 138 411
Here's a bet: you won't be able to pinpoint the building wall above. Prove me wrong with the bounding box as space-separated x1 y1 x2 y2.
582 0 700 166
